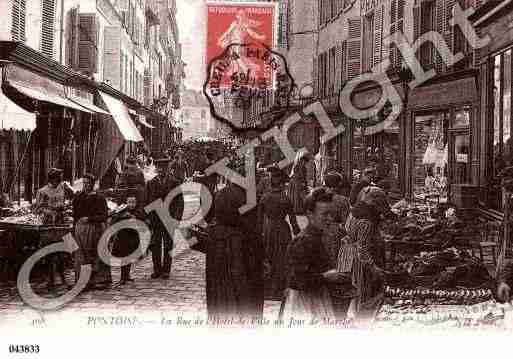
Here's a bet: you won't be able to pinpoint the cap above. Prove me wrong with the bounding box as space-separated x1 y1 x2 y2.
48 168 63 178
125 156 137 165
154 157 171 165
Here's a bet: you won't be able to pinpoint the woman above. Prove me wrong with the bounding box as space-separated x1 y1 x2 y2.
72 173 110 290
281 188 348 321
111 195 145 285
34 167 74 290
340 186 393 320
206 183 264 322
288 150 310 214
260 166 301 300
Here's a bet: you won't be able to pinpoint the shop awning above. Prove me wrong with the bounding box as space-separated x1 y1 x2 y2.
67 96 110 115
0 87 36 130
99 91 143 142
9 82 93 113
408 76 478 109
137 115 155 129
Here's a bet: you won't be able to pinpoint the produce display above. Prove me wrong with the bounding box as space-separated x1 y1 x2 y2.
384 286 493 303
375 300 510 329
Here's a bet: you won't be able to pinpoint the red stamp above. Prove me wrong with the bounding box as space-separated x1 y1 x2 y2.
206 2 277 89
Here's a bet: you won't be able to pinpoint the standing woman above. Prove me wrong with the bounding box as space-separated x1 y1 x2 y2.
340 186 393 320
72 173 110 290
206 183 264 322
288 150 310 215
260 166 301 300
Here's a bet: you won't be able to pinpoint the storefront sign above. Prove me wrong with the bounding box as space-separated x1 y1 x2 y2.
408 77 478 109
351 83 404 110
8 65 66 97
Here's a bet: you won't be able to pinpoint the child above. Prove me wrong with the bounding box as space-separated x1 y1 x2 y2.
111 196 146 285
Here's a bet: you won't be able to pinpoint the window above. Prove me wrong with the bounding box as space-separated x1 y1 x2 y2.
362 14 374 73
419 1 435 69
11 0 26 42
390 0 405 69
489 50 513 210
41 0 56 58
413 112 449 197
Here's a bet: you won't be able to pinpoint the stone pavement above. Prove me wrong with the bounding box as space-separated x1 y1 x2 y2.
0 194 303 328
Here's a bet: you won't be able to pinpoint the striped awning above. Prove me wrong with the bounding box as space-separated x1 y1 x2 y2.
99 91 143 142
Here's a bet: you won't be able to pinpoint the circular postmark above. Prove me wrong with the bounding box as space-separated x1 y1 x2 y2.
203 42 295 134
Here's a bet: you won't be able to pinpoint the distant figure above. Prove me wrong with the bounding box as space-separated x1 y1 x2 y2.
288 151 311 214
117 156 146 204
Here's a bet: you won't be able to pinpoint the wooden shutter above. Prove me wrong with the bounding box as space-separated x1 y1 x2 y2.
335 43 343 91
66 7 79 68
373 4 384 67
313 56 318 97
77 13 98 74
144 69 152 106
346 18 362 80
103 26 121 89
11 0 26 42
445 0 456 65
41 0 56 59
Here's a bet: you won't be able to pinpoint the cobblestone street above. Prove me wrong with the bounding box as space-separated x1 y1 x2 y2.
0 194 287 328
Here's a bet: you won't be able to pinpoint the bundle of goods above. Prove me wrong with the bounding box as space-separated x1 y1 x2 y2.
1 213 43 226
375 300 508 329
384 286 493 304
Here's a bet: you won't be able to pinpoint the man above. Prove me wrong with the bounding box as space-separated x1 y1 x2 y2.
281 188 349 321
146 157 184 279
117 155 146 205
349 167 375 205
169 150 190 183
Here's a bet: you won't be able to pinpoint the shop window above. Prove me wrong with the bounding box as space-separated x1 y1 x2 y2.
362 13 374 73
489 50 513 210
453 107 471 128
413 112 449 198
451 133 470 185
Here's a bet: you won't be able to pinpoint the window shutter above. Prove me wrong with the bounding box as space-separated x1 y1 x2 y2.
77 13 98 74
144 69 152 107
41 0 56 59
11 0 26 42
444 0 456 66
373 5 384 68
313 56 318 97
103 26 121 89
335 43 343 91
434 0 445 72
66 7 79 68
413 5 421 41
346 18 362 80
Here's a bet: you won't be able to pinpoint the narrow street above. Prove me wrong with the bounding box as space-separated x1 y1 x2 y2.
0 193 286 328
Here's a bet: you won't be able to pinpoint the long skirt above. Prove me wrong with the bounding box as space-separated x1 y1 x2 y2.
74 220 111 285
287 178 307 214
263 216 291 300
206 230 264 321
280 287 335 322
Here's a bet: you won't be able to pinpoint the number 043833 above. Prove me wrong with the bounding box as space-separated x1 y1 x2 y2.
8 345 40 354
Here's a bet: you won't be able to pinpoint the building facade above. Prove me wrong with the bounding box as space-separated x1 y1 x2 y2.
0 0 184 199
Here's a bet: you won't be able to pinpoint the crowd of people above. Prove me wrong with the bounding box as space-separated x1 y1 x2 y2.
204 150 397 323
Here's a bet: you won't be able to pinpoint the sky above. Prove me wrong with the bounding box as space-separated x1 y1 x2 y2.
176 0 207 91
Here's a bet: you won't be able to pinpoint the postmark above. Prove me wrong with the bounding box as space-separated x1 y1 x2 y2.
204 42 294 133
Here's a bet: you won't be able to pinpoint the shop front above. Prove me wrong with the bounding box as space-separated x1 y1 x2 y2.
349 79 406 197
405 70 478 205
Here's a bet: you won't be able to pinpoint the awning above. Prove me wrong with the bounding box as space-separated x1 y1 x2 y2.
9 82 93 113
0 87 36 130
137 115 155 129
408 76 478 109
99 91 143 142
67 96 110 115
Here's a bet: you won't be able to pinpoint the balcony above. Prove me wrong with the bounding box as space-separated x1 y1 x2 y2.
146 0 160 26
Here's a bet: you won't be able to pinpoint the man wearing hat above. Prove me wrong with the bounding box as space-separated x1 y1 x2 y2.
34 167 75 290
117 155 146 206
349 167 375 205
146 157 184 279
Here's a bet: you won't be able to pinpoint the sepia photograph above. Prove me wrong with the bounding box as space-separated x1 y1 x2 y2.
0 0 513 357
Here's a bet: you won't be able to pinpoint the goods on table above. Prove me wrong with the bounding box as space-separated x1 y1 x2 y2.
384 286 493 303
1 213 43 226
375 300 509 329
